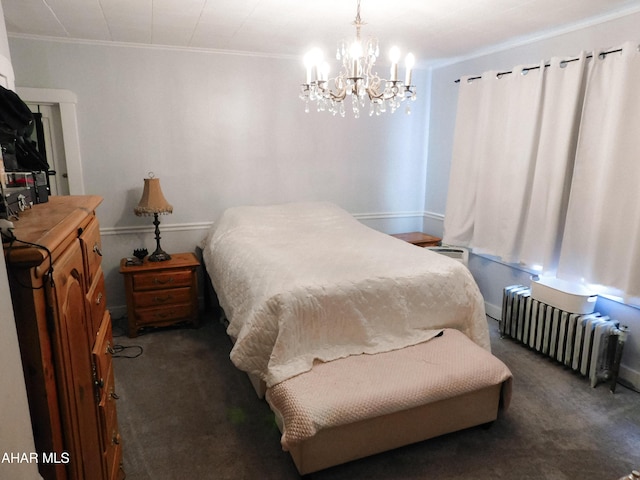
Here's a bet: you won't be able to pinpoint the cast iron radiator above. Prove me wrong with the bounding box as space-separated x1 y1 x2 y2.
501 285 627 391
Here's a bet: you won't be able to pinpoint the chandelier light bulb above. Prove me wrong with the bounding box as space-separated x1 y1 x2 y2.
320 62 330 82
304 50 315 83
405 52 415 86
389 46 401 63
304 48 324 83
405 52 415 69
389 46 401 81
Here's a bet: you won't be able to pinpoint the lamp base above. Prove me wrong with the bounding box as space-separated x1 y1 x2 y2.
148 249 171 262
148 212 171 262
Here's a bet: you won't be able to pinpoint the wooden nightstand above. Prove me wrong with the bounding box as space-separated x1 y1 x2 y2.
391 232 442 247
119 252 200 337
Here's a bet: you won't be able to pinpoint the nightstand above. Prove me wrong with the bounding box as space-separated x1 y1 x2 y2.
119 252 200 337
390 232 442 247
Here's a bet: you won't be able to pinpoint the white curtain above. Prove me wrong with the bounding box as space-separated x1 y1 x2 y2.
558 42 640 302
444 55 588 269
443 65 545 259
519 53 588 272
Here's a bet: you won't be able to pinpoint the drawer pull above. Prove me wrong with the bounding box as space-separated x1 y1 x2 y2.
96 292 103 305
155 310 176 319
93 243 103 256
153 295 172 304
154 276 174 285
110 391 120 400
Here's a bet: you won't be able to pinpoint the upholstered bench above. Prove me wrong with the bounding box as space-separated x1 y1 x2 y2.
266 328 512 475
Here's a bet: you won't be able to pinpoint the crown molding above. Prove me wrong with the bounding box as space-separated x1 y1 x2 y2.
7 32 297 61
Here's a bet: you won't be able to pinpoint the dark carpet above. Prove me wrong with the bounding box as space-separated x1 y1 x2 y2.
111 315 640 480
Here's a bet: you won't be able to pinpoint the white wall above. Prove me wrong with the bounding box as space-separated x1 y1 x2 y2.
425 11 640 389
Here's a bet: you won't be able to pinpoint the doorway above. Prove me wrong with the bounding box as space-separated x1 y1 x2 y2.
27 104 70 196
16 87 85 195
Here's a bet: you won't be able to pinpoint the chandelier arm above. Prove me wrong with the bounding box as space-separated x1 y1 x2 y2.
330 90 347 102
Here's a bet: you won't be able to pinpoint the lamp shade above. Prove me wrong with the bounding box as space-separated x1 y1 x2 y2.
134 176 173 216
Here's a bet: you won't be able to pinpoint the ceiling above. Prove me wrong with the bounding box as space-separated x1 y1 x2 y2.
3 0 640 66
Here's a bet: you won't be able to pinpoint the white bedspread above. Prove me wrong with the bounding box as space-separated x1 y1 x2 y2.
202 202 489 387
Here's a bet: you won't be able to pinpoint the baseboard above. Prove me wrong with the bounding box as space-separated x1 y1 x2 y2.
484 301 502 321
618 365 640 392
109 305 127 321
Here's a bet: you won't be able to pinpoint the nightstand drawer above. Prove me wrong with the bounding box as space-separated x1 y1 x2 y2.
132 270 193 291
133 287 192 308
134 303 196 326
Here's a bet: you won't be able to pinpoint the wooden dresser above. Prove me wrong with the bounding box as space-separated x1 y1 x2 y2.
3 196 123 480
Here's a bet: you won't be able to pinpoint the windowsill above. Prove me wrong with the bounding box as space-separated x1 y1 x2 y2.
470 251 640 312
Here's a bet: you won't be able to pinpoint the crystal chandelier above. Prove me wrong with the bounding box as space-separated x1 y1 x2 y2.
300 0 416 117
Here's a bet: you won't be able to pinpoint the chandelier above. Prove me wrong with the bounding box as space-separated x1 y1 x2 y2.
300 0 416 117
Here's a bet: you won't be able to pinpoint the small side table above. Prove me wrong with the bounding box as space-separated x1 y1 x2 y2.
119 252 200 337
390 232 442 247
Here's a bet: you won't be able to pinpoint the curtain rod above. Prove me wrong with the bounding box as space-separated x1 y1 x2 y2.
453 47 623 84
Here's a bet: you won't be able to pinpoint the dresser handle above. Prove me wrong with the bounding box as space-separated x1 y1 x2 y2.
154 277 174 285
153 295 172 303
93 243 102 256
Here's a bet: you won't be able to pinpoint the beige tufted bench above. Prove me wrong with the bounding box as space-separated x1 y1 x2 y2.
266 328 512 475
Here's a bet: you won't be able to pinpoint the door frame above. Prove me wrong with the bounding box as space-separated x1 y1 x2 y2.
16 87 85 194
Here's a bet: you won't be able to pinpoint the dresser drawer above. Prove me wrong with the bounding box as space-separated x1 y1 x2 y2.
86 268 106 340
104 439 122 480
79 217 103 290
134 303 196 326
98 363 122 480
133 287 192 308
92 311 114 391
132 270 193 291
98 365 118 446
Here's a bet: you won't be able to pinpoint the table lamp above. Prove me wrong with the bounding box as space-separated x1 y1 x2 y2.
134 173 173 261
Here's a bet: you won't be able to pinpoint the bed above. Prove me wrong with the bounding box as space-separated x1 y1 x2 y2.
201 201 511 473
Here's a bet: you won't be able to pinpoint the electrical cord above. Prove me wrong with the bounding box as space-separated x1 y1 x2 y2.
109 315 144 358
111 344 143 359
4 233 55 289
